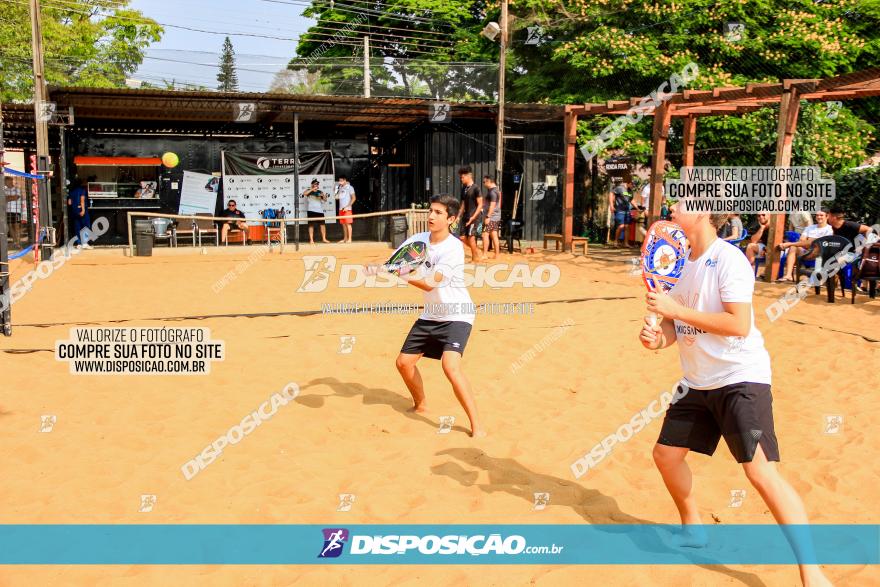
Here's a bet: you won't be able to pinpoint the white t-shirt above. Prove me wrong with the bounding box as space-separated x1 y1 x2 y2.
402 231 474 324
669 237 771 390
789 211 813 233
802 223 833 240
305 189 325 214
336 184 355 209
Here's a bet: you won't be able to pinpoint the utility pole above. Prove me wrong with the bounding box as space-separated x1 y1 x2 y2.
363 36 371 98
29 0 52 261
0 97 11 336
495 0 507 185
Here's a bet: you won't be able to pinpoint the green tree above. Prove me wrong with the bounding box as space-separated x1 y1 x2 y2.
287 0 498 99
0 0 162 102
509 0 879 169
216 36 238 92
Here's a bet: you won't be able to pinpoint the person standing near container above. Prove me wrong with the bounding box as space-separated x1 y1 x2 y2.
67 178 92 249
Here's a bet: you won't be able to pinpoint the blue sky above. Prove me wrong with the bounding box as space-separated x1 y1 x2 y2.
129 0 315 91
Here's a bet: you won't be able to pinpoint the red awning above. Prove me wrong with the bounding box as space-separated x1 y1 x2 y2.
74 156 162 166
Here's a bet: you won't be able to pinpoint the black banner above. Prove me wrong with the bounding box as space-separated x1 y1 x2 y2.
221 151 333 176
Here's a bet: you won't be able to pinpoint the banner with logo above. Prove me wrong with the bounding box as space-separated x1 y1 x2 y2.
221 151 335 224
178 171 220 216
0 524 874 564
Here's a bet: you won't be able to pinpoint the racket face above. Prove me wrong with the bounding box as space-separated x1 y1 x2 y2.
641 221 689 293
384 241 428 276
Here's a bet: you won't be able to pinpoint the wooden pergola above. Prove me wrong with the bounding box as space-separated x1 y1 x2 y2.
562 67 880 280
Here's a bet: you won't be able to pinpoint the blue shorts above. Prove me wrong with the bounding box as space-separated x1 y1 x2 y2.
614 211 631 226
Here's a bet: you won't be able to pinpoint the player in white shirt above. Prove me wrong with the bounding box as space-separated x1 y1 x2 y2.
335 176 356 243
776 208 834 283
386 194 485 437
639 205 830 587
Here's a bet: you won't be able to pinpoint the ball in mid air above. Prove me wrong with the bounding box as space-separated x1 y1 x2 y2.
161 152 179 168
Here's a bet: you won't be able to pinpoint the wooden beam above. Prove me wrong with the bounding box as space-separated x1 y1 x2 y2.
649 101 672 225
764 87 801 282
682 115 697 167
562 106 577 252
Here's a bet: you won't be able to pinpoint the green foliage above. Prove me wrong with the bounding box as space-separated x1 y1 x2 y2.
0 0 162 102
216 36 238 92
510 0 879 167
835 165 880 224
289 0 498 99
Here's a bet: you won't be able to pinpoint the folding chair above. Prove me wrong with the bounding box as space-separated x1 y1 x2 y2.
175 217 198 247
194 213 219 246
795 235 854 303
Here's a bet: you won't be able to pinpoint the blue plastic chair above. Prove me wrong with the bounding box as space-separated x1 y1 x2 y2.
729 228 749 247
753 231 801 278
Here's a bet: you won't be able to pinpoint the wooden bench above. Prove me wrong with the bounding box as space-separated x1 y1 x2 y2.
543 233 588 255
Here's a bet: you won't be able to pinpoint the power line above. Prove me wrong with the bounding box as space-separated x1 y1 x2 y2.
258 0 449 28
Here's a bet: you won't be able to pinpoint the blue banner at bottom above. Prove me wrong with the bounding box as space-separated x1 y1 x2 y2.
0 525 876 565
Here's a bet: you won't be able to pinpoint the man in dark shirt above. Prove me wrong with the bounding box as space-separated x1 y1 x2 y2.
745 212 770 270
219 199 248 244
481 174 502 259
457 166 483 261
67 178 92 249
828 206 872 243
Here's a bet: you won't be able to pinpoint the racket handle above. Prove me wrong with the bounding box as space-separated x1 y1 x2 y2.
647 313 658 328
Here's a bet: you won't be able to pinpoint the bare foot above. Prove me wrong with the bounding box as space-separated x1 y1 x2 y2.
670 524 708 548
408 404 428 414
322 239 330 243
469 428 487 438
338 239 346 243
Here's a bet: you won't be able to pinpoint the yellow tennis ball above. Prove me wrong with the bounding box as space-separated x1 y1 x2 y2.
161 152 179 168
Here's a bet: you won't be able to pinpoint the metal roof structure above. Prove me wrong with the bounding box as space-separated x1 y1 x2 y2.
568 68 880 118
48 87 563 126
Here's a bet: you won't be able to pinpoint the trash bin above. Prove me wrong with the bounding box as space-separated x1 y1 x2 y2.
135 230 154 257
391 215 408 249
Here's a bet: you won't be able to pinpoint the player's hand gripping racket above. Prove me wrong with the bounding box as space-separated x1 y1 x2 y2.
383 240 428 277
640 221 689 328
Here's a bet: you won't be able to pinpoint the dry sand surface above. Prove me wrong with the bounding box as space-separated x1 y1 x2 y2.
1 243 878 586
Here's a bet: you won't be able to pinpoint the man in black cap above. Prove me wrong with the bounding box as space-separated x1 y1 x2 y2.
303 179 329 244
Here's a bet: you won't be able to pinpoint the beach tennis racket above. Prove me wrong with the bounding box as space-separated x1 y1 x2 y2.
641 220 689 327
383 240 428 276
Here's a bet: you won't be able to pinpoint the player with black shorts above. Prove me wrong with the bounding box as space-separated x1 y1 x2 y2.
457 166 483 262
391 193 485 437
639 206 829 586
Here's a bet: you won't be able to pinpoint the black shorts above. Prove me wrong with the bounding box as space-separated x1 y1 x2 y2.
400 319 472 360
657 382 780 463
307 210 325 222
462 213 483 238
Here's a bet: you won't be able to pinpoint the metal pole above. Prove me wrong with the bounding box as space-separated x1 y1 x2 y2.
363 36 371 98
293 112 301 252
495 0 507 183
0 98 11 336
30 0 50 262
59 124 69 245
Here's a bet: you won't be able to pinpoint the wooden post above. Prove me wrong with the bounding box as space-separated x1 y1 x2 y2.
562 106 577 251
682 115 697 167
648 101 672 224
764 86 800 281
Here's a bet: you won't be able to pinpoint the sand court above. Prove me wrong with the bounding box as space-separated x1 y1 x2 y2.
0 245 878 585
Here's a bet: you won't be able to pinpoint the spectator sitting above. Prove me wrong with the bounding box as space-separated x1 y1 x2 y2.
827 205 873 244
745 213 770 270
717 213 743 241
788 210 813 235
775 208 833 282
219 199 248 244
